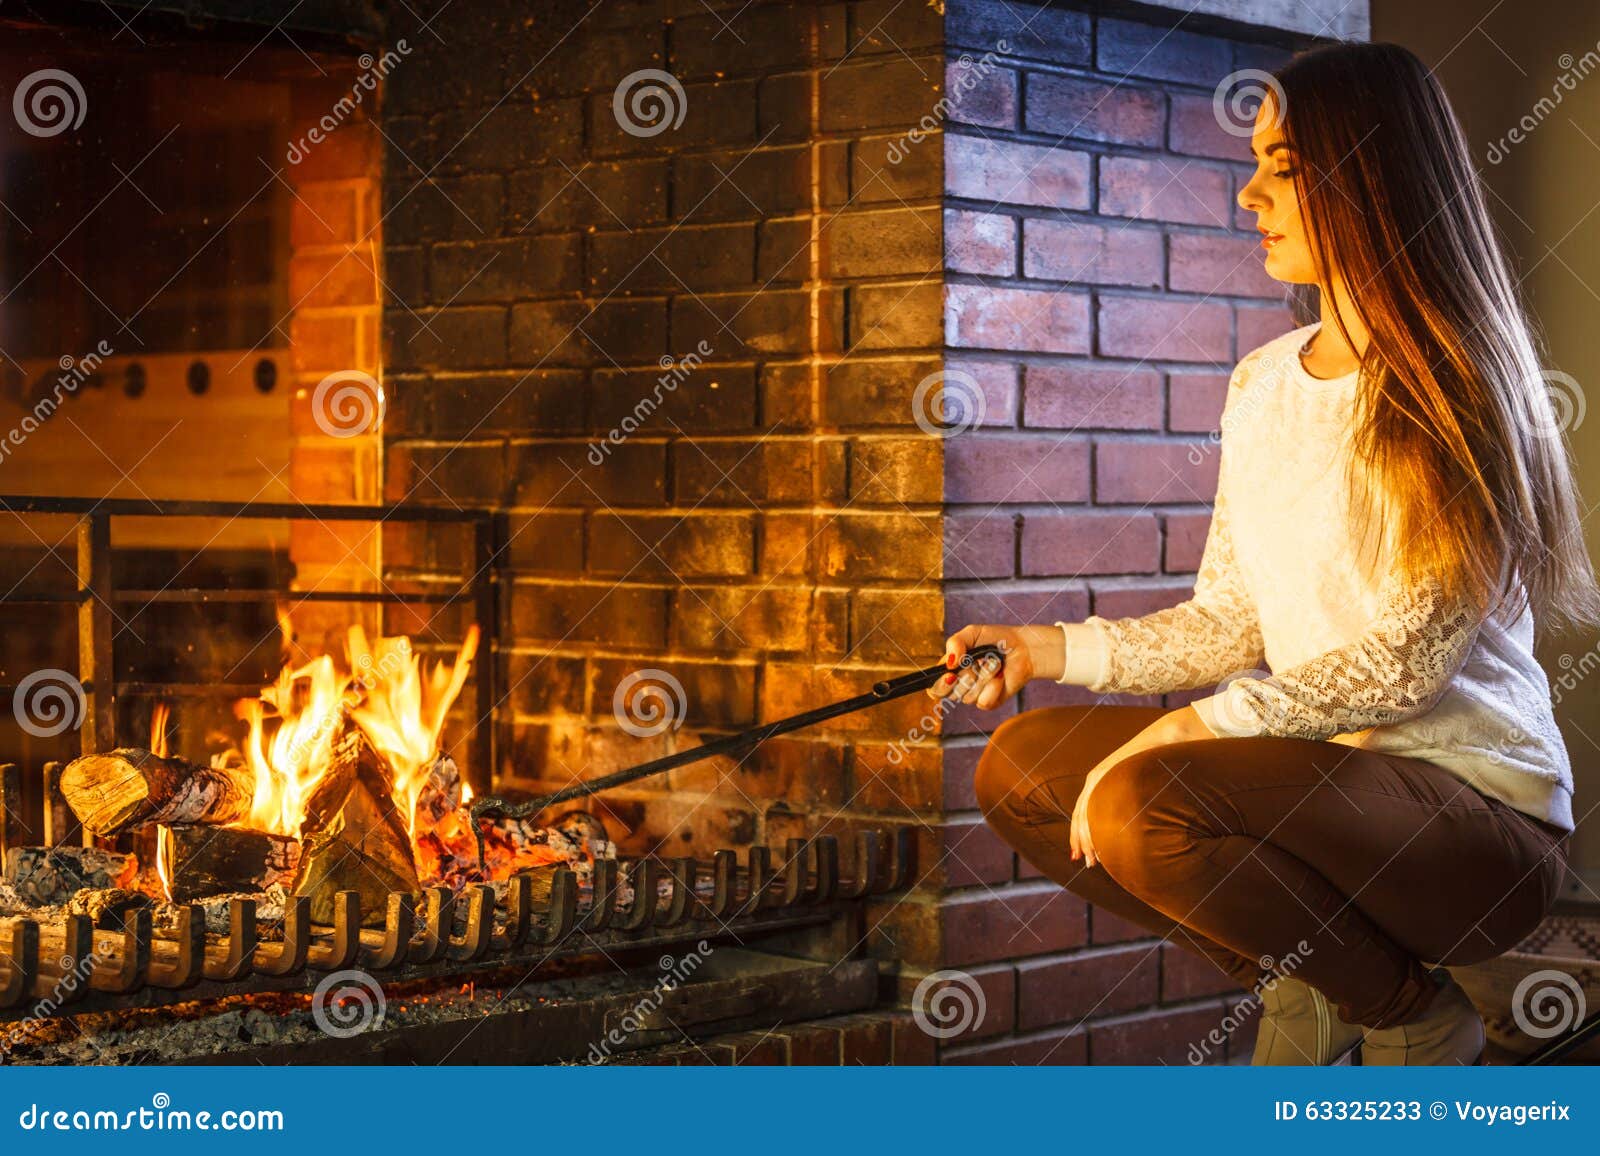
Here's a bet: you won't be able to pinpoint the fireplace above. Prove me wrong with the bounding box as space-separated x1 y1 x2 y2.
0 0 1351 1065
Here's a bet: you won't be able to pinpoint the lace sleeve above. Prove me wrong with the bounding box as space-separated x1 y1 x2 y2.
1188 569 1484 740
1078 470 1265 696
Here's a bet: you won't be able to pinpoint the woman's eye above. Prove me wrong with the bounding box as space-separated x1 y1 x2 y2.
1274 167 1295 178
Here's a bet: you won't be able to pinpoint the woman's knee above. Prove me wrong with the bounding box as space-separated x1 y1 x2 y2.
973 715 1038 824
1084 751 1169 885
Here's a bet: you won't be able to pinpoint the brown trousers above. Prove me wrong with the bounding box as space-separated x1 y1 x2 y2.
975 704 1571 1029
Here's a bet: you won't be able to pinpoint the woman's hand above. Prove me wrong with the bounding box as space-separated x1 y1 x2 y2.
1069 704 1218 869
928 624 1066 710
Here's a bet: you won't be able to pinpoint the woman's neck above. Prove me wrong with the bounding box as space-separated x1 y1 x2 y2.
1305 281 1370 378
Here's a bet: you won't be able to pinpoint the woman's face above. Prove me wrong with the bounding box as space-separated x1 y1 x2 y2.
1237 96 1319 285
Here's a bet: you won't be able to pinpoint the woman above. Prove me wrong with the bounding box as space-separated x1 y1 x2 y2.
934 42 1600 1066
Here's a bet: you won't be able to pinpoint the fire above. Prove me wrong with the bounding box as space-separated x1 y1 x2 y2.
149 701 171 759
347 624 478 836
222 623 479 841
154 825 173 903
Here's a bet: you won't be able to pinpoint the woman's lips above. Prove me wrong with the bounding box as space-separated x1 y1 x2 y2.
1260 231 1285 250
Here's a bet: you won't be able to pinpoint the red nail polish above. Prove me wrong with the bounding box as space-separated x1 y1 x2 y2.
944 673 956 684
945 653 956 669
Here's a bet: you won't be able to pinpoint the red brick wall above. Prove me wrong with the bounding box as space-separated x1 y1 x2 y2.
926 0 1307 1064
377 0 952 884
371 0 1325 1064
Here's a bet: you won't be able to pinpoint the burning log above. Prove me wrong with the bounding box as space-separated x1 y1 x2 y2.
290 729 420 926
160 825 301 904
58 748 253 836
3 845 135 906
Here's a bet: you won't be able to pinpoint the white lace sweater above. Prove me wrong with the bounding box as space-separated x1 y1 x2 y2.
1056 323 1575 833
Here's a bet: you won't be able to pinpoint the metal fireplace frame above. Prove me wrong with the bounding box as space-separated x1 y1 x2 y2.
0 493 501 811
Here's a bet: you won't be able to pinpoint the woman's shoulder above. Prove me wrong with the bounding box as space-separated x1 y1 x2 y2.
1229 322 1319 392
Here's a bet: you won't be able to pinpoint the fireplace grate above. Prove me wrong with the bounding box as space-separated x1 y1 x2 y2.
0 830 910 1020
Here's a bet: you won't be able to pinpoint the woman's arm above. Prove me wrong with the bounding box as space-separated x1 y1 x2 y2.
1066 469 1265 695
1187 568 1484 740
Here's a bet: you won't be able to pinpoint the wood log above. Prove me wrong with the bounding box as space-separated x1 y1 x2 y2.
65 887 153 928
290 728 420 927
3 845 134 906
58 748 253 836
414 754 461 829
161 824 301 904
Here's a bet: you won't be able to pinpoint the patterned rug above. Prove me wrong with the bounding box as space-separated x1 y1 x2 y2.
1451 913 1600 1062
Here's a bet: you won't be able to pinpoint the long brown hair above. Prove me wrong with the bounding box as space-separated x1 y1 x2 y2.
1273 41 1600 636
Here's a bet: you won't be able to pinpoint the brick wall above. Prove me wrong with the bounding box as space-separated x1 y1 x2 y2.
926 0 1306 1064
285 68 386 656
376 0 954 886
365 0 1331 1064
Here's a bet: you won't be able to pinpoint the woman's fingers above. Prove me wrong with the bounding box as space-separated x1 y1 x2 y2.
928 637 1006 704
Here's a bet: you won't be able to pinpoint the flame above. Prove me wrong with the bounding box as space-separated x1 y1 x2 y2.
225 622 479 840
347 623 479 836
149 702 171 759
154 826 173 903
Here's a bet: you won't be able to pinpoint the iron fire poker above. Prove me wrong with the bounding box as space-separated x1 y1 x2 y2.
468 644 1005 871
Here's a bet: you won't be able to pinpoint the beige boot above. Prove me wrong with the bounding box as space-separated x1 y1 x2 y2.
1252 976 1364 1065
1359 967 1486 1066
